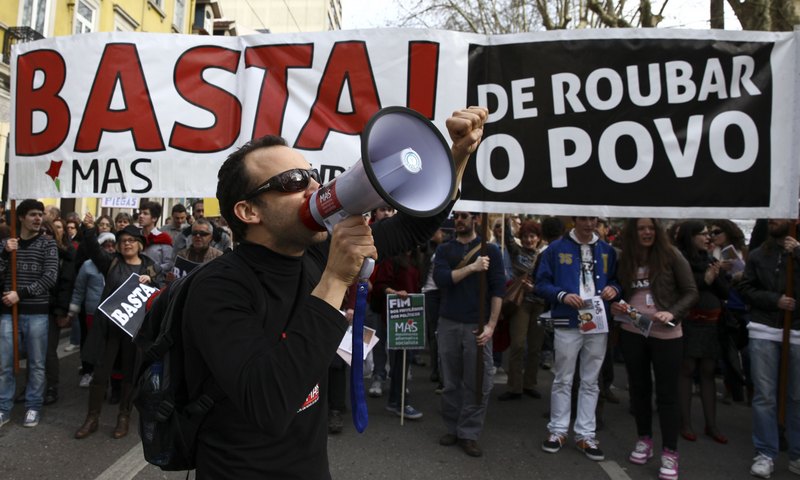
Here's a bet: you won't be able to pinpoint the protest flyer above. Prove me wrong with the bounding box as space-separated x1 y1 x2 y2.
578 296 609 334
337 325 378 366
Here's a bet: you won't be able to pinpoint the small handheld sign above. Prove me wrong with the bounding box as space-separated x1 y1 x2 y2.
386 293 426 350
97 273 159 338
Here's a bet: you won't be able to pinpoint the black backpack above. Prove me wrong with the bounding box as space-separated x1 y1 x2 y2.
132 257 245 471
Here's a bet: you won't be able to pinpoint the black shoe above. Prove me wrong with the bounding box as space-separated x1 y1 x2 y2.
497 391 522 401
458 439 483 457
601 388 620 404
523 388 542 399
43 387 58 406
328 410 344 434
439 433 458 446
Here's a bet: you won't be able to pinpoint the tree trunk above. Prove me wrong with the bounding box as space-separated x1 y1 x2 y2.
711 0 725 28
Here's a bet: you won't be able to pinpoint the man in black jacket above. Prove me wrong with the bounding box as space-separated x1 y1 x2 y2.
738 218 800 479
182 107 487 479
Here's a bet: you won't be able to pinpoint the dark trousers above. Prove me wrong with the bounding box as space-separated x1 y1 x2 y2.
388 349 411 406
328 356 347 411
424 290 441 375
45 315 60 389
90 323 136 389
619 329 683 451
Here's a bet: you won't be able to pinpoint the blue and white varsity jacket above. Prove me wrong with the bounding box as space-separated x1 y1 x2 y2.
535 232 620 329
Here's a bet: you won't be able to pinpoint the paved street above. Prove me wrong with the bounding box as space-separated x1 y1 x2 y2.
0 335 797 480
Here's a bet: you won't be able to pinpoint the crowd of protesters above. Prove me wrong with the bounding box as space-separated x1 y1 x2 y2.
0 196 798 480
0 199 233 440
350 212 799 480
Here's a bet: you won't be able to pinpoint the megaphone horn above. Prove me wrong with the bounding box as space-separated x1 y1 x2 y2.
300 106 455 233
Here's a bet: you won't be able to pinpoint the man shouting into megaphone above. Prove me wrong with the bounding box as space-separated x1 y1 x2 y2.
180 106 487 479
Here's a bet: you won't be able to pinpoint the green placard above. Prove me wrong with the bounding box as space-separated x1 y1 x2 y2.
386 293 426 350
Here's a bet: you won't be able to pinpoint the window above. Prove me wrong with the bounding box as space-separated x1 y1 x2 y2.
73 0 98 34
20 0 51 36
113 5 139 31
173 0 187 32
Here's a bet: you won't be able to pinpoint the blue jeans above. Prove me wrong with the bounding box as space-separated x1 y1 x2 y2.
750 337 800 459
0 313 49 413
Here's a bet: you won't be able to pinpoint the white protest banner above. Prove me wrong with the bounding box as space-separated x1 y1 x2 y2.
100 197 139 208
10 28 800 218
97 273 159 338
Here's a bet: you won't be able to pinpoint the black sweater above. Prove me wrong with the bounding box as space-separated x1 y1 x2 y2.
183 205 452 479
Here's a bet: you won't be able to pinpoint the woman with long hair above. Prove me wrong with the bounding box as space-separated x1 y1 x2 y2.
74 225 159 440
95 215 115 234
498 219 547 400
610 218 698 480
41 219 77 406
709 219 751 404
709 220 746 262
674 220 729 445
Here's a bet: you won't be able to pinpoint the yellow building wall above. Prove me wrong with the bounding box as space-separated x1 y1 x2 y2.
50 1 184 36
0 1 19 26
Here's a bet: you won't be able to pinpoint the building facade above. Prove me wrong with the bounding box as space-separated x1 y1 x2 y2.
0 0 196 213
218 0 341 34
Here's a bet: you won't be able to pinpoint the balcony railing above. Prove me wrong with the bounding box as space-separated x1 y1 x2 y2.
2 26 44 64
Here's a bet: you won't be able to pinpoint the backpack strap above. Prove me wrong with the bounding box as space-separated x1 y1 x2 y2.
456 244 482 270
185 251 261 411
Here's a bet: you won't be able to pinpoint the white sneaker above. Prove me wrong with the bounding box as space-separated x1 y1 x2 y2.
23 409 40 428
658 449 679 480
79 373 93 388
0 411 9 428
368 379 383 397
629 437 653 465
790 458 800 475
751 453 774 478
63 343 80 353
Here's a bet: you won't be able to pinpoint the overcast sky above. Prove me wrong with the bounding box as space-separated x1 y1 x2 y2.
340 0 741 30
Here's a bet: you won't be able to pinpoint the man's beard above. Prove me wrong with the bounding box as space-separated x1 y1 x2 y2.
769 222 790 238
455 225 474 238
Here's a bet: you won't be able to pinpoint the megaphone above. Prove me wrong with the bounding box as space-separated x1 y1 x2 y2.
299 106 455 234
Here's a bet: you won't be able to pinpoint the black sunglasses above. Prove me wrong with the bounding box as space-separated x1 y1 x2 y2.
242 168 320 200
453 212 472 220
191 231 211 237
710 229 723 236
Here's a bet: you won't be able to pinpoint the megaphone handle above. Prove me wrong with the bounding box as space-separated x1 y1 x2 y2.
359 257 375 281
350 278 370 433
